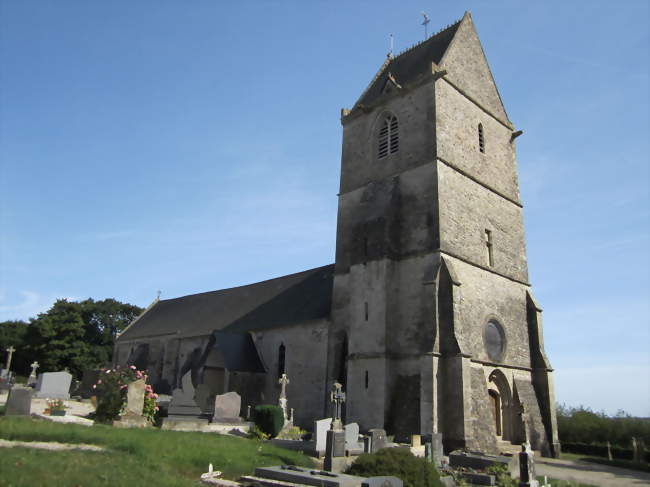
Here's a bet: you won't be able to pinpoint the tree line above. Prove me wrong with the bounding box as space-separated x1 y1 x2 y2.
557 403 650 448
0 298 143 379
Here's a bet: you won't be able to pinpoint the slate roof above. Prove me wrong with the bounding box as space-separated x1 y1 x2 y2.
354 18 462 108
118 264 334 341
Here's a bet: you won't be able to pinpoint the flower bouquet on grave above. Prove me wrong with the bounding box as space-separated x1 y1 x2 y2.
46 398 67 416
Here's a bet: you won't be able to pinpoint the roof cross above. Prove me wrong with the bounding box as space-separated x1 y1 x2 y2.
421 12 430 39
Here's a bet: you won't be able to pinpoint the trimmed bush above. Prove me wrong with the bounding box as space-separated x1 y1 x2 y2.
253 405 284 438
347 447 442 487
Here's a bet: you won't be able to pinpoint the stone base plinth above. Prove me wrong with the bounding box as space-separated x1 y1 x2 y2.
113 414 149 429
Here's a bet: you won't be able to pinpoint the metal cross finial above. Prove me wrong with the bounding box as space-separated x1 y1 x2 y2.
421 12 430 39
388 33 394 58
156 290 161 300
278 373 290 399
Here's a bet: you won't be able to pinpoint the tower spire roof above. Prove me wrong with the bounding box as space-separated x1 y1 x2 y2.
353 14 465 109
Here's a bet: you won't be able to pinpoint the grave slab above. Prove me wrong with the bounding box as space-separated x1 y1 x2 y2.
362 477 403 487
254 466 365 487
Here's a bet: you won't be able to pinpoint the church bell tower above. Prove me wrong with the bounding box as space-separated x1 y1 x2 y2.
326 12 560 456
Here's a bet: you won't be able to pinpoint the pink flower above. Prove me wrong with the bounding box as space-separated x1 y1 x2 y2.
97 379 102 385
130 365 136 370
155 406 159 411
121 384 128 390
92 384 97 389
106 369 111 374
152 393 158 399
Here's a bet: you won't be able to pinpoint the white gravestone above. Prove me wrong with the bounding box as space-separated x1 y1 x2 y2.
35 371 72 399
314 417 333 454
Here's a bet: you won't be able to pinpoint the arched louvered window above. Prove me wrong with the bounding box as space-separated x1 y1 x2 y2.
378 114 399 159
277 343 286 378
478 123 485 153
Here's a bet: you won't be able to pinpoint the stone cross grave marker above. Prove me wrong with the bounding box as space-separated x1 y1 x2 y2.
278 373 290 422
330 382 346 431
35 371 72 399
4 346 15 370
27 361 39 385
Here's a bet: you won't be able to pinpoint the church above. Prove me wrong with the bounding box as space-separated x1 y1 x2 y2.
115 12 560 457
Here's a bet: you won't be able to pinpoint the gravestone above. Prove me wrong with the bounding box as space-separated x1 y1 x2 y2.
344 422 364 454
315 417 333 454
113 379 148 428
77 369 101 399
368 429 387 453
518 443 539 487
325 382 347 472
362 477 403 487
5 385 32 416
429 433 444 467
167 371 202 417
212 391 242 421
35 371 72 399
162 371 208 430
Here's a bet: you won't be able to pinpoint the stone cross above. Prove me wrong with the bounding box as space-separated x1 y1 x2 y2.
27 362 39 384
330 382 346 430
5 346 15 370
278 373 290 399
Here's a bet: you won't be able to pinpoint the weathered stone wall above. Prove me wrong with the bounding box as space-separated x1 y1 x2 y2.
339 83 436 195
468 365 498 453
437 163 528 283
439 13 510 126
251 320 329 428
445 256 531 368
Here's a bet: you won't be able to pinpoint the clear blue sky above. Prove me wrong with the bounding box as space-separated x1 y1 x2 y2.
1 1 648 416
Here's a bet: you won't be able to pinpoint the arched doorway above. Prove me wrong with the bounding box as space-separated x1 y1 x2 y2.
488 369 514 442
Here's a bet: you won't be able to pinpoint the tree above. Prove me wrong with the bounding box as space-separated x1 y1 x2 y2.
78 298 143 366
23 298 143 378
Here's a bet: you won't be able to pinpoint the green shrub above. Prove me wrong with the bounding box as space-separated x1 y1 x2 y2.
248 424 270 440
347 447 442 487
253 405 284 438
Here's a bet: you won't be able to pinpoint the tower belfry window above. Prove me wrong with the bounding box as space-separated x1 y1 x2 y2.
378 115 399 159
478 123 485 153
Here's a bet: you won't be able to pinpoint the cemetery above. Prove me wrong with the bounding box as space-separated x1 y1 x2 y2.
0 354 613 486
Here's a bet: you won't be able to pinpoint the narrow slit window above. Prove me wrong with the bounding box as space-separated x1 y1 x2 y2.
365 370 369 389
478 123 485 153
378 115 399 159
364 302 369 321
278 343 286 378
485 229 493 267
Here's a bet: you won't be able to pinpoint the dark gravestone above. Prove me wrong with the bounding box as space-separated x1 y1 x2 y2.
450 451 510 470
78 369 101 399
368 429 387 453
460 472 496 486
253 466 363 487
324 429 346 472
518 444 539 487
6 386 32 416
362 477 403 487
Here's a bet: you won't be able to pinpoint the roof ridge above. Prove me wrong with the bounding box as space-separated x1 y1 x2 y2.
353 55 392 109
392 17 463 61
159 263 335 302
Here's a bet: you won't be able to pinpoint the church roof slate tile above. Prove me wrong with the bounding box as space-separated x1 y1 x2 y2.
118 264 334 341
354 17 462 108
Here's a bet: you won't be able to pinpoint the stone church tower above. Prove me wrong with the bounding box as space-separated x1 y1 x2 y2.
326 12 560 456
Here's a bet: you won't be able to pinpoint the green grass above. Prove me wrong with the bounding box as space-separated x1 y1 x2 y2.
561 452 650 473
0 417 313 487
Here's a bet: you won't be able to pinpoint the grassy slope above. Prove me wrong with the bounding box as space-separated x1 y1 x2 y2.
0 417 313 487
561 452 650 473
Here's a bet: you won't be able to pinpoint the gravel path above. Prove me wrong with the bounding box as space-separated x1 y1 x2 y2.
0 438 105 452
536 457 650 487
